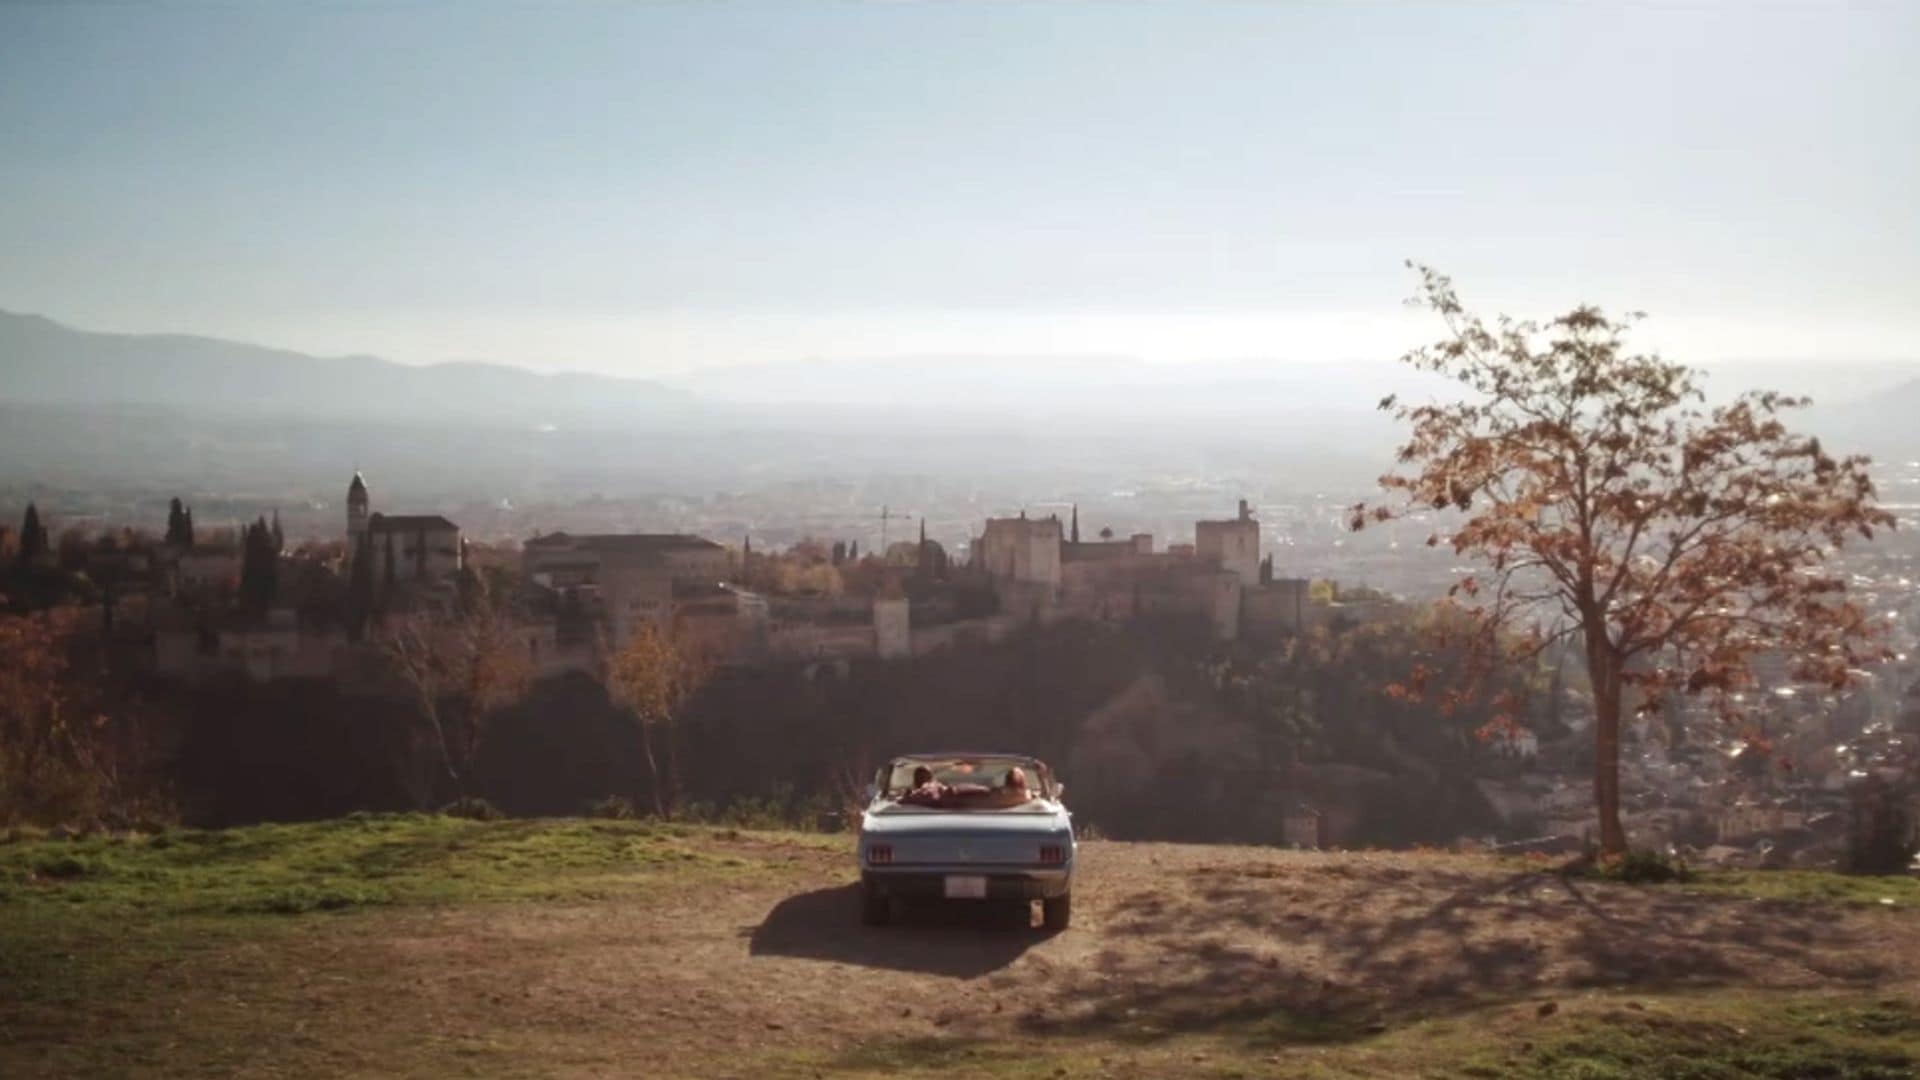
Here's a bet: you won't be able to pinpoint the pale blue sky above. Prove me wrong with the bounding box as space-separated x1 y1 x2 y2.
1 2 1916 375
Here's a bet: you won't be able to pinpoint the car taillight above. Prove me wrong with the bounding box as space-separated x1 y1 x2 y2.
868 845 893 865
1038 844 1065 865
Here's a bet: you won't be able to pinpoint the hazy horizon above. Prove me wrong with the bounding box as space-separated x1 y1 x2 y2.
5 3 1918 377
5 303 1914 413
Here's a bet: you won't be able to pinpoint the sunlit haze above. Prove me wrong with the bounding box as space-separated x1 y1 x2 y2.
4 3 1917 375
6 9 1920 1074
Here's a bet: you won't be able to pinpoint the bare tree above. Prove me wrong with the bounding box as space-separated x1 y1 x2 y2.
380 579 531 805
603 621 712 819
0 609 172 826
1357 265 1893 855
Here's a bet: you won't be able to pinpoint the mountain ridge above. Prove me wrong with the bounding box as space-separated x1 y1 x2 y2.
0 308 689 424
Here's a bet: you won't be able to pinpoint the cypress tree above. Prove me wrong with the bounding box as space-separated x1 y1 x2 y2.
238 521 261 611
263 521 278 606
19 503 47 568
239 518 279 615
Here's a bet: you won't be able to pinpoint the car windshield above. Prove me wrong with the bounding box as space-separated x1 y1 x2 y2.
883 756 1050 807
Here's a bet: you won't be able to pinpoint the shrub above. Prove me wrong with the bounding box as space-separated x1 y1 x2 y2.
1579 848 1690 884
720 791 793 831
439 796 505 821
33 853 93 879
588 795 636 821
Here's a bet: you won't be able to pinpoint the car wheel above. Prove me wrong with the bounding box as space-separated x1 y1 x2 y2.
861 886 892 927
1042 892 1071 931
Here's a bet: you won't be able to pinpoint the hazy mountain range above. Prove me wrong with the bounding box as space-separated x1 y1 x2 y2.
0 310 688 425
1 307 1913 498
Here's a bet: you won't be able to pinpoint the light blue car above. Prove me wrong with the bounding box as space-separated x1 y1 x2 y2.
857 752 1076 930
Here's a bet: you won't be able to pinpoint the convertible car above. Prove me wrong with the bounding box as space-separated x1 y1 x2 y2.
856 752 1075 929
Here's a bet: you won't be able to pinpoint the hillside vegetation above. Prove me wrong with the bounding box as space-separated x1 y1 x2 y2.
4 816 1919 1078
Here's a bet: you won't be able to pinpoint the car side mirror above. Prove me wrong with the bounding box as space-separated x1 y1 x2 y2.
864 783 879 803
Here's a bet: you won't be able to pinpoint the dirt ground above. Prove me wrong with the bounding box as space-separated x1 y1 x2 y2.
59 834 1916 1078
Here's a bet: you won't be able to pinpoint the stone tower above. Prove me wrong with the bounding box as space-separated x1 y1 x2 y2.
347 471 370 546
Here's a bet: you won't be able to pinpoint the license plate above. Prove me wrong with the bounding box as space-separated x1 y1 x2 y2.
943 875 988 899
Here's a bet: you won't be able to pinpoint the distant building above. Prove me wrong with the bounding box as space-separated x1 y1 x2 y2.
1282 804 1326 850
343 472 461 583
1195 499 1260 583
975 514 1063 589
368 514 462 583
153 607 343 683
524 532 727 586
172 545 242 592
523 532 729 646
874 595 911 659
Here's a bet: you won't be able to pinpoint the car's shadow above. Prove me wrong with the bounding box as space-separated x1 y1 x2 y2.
747 883 1054 978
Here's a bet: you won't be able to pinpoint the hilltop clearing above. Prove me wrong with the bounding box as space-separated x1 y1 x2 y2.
3 817 1918 1078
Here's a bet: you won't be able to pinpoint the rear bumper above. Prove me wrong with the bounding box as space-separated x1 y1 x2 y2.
863 867 1071 900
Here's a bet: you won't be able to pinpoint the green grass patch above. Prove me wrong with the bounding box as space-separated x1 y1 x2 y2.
0 815 841 1077
1497 852 1920 911
0 814 846 927
1449 994 1920 1079
0 813 792 918
807 992 1920 1079
1684 869 1920 910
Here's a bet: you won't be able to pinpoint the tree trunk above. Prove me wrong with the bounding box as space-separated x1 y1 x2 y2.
1585 634 1629 856
638 722 665 818
455 706 479 800
1592 683 1627 855
663 716 681 820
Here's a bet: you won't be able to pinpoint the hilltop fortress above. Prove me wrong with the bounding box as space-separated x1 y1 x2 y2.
137 472 1402 683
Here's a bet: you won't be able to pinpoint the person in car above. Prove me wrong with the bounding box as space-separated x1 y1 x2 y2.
990 760 1036 803
899 765 947 805
994 766 1033 805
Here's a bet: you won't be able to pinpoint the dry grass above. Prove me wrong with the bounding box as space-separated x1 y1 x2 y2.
3 821 1917 1078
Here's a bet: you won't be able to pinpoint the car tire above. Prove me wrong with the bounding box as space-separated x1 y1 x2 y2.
1042 892 1071 931
861 887 892 927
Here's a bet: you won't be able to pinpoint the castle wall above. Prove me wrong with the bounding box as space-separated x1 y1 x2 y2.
1242 578 1310 634
873 596 911 659
1195 518 1260 583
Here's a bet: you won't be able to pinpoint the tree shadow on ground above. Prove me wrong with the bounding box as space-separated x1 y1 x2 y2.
1026 858 1898 1047
749 884 1054 979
